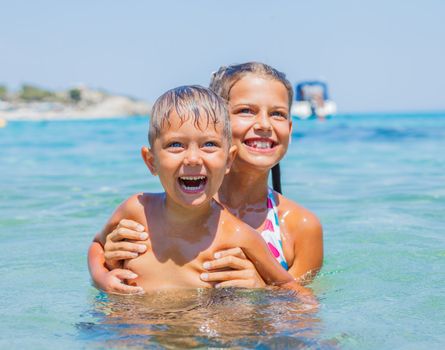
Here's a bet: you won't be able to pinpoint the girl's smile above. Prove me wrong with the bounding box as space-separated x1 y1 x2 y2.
243 137 278 153
228 75 292 171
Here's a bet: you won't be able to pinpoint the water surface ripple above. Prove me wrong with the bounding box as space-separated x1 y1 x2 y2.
1 114 444 349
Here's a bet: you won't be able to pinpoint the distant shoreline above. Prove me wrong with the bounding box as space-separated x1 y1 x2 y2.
0 85 151 121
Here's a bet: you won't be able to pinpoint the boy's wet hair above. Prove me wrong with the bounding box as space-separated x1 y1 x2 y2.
149 85 231 147
209 62 294 111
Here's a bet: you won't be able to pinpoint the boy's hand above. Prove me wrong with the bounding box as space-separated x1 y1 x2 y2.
95 269 145 295
104 219 148 270
200 247 266 288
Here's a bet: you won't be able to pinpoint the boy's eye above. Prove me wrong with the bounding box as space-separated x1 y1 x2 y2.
167 142 183 148
203 141 219 148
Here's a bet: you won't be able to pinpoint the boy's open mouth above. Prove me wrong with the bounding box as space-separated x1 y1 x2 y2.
243 138 277 150
178 176 208 193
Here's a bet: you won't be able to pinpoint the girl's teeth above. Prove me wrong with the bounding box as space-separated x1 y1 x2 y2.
246 140 272 149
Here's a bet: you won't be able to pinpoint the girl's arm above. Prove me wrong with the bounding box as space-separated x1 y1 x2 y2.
200 247 266 288
279 200 323 284
88 240 143 294
88 195 148 294
201 210 322 287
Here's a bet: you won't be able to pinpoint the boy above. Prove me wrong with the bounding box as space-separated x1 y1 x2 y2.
96 85 299 291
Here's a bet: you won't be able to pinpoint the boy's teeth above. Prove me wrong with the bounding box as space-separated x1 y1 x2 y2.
183 184 203 190
180 176 206 180
178 176 207 192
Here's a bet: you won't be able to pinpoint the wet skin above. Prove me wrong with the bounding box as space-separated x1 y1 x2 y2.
94 111 301 292
88 75 323 293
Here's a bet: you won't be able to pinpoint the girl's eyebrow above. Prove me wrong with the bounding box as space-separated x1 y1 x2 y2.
230 102 255 107
231 103 288 109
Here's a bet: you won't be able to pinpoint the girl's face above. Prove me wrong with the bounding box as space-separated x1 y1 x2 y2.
228 75 292 172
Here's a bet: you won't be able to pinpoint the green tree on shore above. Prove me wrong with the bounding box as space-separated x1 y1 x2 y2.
0 85 7 100
20 84 55 101
69 88 82 103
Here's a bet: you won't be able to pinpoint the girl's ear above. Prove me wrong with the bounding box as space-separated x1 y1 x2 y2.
289 119 293 145
141 146 157 176
225 145 238 174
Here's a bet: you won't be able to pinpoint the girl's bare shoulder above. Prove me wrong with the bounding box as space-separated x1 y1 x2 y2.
273 191 322 238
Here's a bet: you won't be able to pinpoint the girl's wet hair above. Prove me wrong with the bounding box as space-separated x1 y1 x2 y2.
149 85 231 147
209 62 294 110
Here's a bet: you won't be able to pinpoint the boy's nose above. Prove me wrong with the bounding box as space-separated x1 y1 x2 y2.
183 148 203 166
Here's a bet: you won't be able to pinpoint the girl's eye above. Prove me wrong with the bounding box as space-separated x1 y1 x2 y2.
237 108 254 115
271 111 288 119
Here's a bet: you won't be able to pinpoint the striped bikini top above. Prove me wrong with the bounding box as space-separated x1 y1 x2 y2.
260 188 289 270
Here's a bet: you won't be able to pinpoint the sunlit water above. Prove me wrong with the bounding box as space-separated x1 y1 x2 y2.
0 113 444 349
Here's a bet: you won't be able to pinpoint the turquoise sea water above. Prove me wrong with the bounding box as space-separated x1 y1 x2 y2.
0 113 444 349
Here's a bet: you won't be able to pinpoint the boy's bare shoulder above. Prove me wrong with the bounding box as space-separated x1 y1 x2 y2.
115 192 144 216
274 191 322 239
107 192 163 224
98 192 162 245
219 206 259 244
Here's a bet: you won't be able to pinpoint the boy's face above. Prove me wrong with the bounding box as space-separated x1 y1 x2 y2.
142 109 236 208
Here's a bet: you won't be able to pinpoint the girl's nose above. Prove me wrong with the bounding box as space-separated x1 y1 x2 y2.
253 111 272 131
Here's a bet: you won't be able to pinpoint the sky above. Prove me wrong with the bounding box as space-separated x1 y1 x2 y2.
1 0 444 112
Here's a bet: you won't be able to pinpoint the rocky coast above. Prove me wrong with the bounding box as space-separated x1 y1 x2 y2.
0 85 151 121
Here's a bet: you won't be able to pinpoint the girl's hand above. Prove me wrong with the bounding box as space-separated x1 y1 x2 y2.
200 247 266 288
104 219 149 270
95 269 145 295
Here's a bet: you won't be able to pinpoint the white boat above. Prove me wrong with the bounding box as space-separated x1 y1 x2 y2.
291 81 337 120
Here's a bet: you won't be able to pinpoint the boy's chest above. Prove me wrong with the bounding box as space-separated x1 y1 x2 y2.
124 235 226 290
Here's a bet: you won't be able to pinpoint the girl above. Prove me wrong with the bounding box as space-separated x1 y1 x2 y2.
88 62 323 294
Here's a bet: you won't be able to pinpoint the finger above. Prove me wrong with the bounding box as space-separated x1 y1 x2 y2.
106 241 147 253
111 268 138 280
118 219 146 232
105 251 139 261
200 270 252 282
214 279 257 289
213 247 246 260
109 282 145 295
203 255 251 271
109 227 148 242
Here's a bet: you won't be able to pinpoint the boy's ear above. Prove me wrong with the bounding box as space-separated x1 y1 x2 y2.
141 146 157 176
225 145 238 174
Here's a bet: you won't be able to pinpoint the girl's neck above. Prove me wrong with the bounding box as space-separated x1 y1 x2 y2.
218 166 270 209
